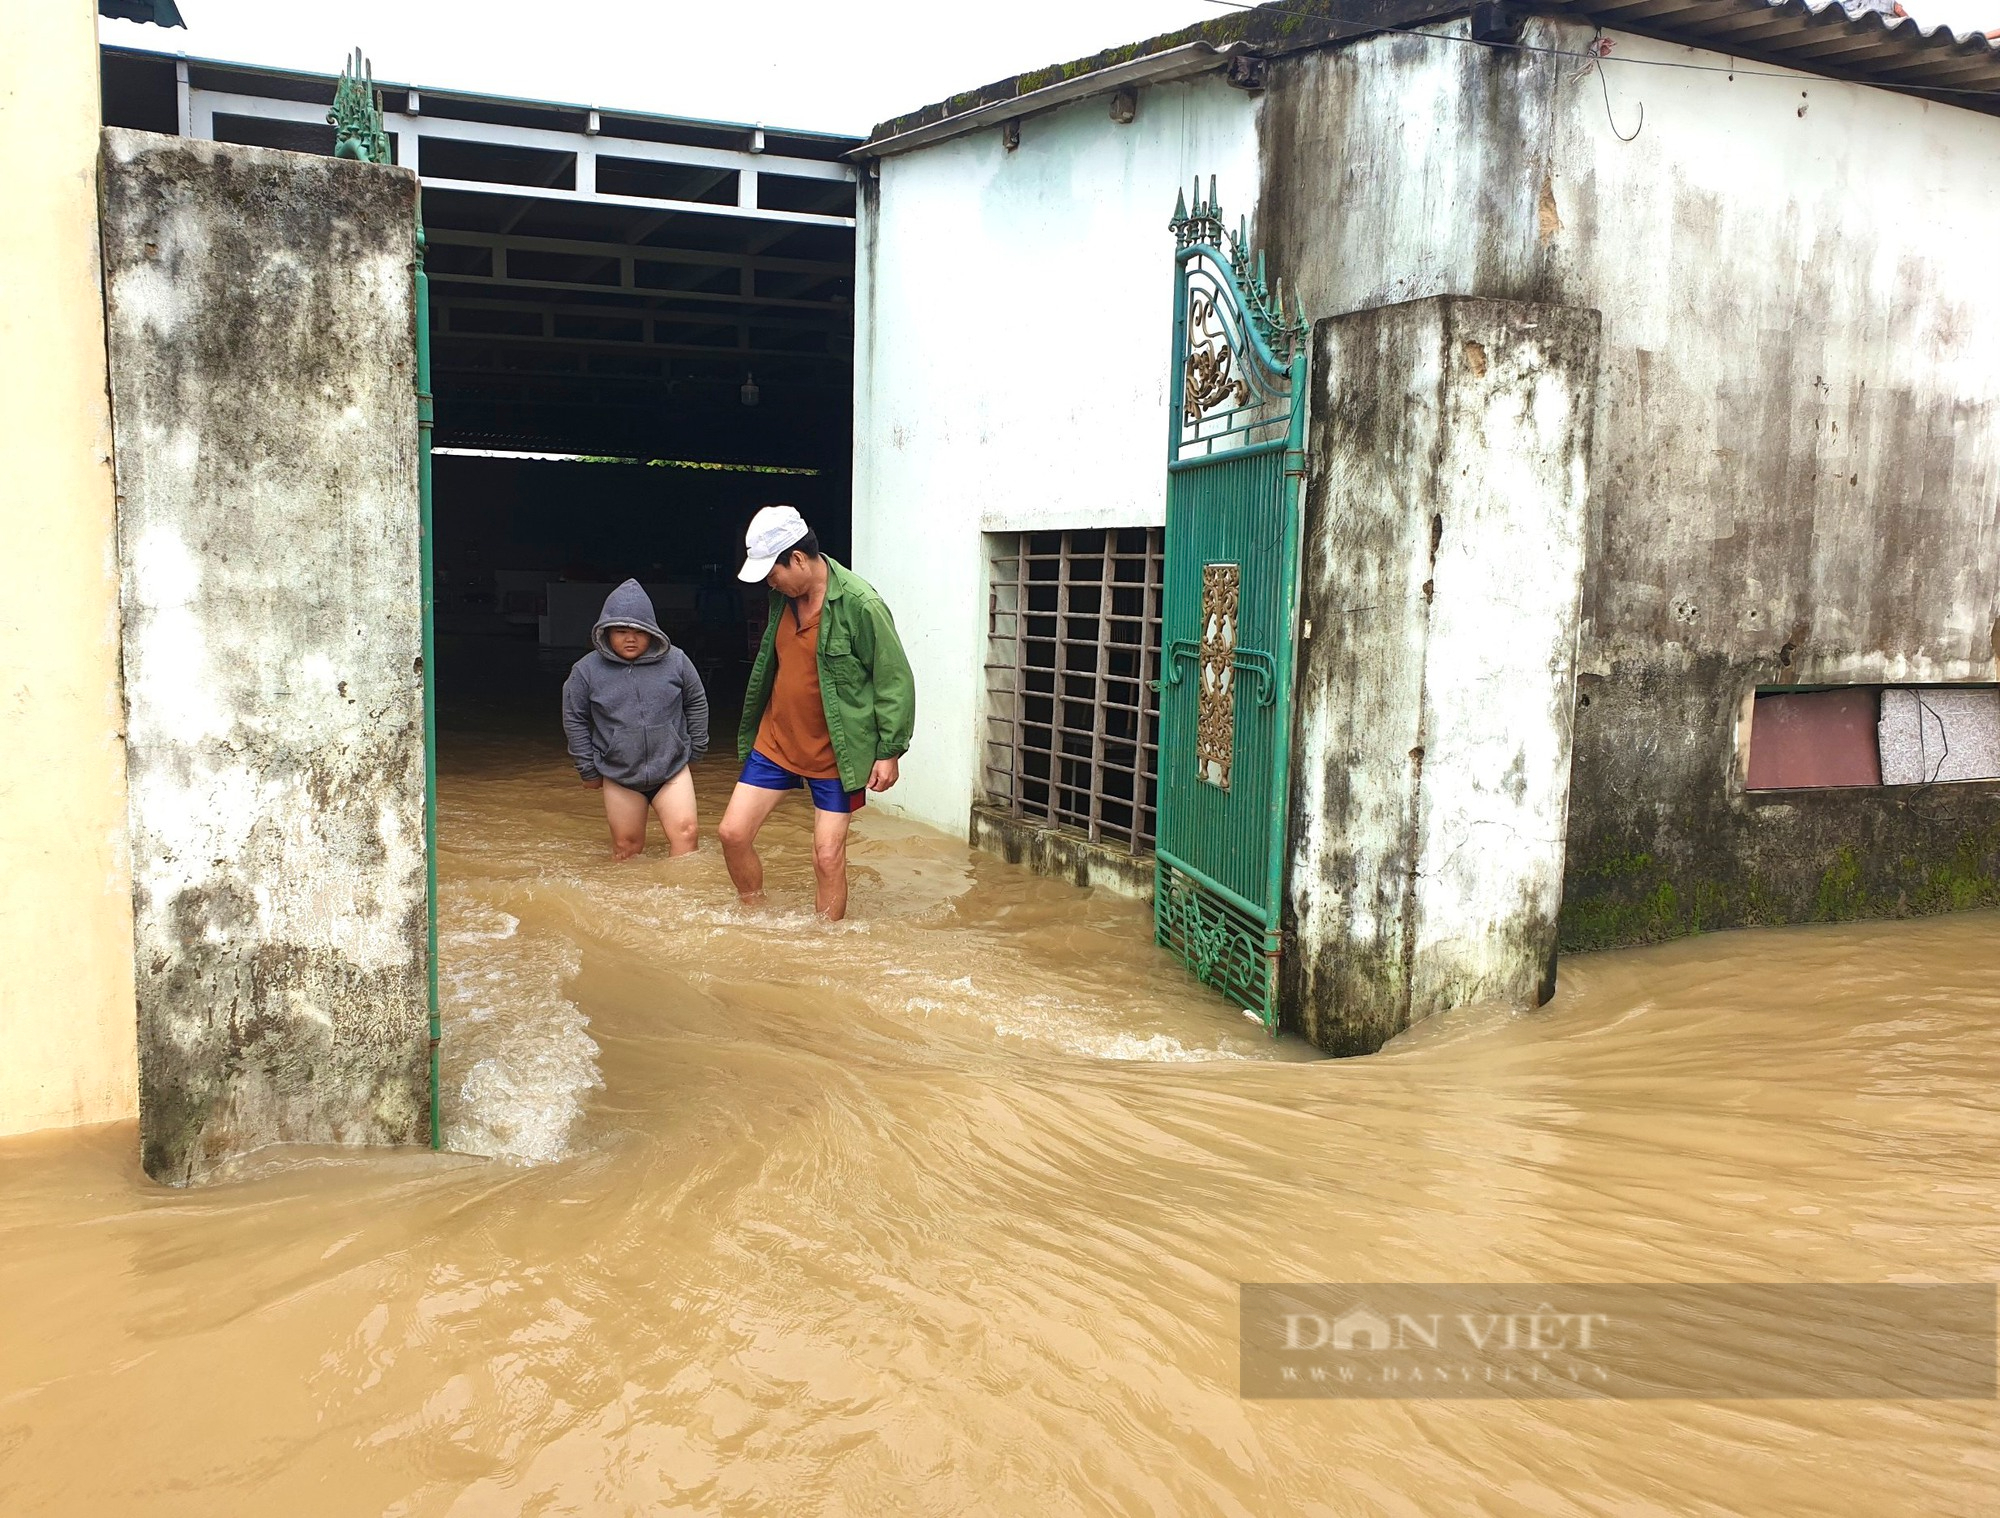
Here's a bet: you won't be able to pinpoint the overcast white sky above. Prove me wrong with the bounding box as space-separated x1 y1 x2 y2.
99 1 1236 136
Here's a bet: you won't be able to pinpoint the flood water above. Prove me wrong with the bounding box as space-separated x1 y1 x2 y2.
3 656 1998 1515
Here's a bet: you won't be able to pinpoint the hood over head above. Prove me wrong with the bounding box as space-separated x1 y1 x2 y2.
593 579 670 662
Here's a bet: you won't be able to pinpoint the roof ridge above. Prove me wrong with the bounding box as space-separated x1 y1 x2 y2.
863 0 1468 146
862 0 2000 150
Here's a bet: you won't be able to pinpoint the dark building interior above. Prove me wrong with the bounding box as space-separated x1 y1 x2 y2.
101 45 859 714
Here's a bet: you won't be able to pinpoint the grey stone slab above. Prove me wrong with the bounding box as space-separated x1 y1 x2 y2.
1879 687 2000 786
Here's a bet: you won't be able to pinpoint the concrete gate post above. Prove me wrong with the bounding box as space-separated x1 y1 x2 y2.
1282 295 1601 1054
100 130 429 1183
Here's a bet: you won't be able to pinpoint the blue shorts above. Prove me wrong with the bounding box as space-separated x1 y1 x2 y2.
740 749 865 813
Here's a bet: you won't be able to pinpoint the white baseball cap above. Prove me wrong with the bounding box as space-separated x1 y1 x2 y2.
738 504 810 582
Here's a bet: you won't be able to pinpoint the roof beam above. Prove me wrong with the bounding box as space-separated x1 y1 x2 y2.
434 327 844 364
1774 24 1935 64
1838 49 2000 86
434 296 842 342
1657 10 1822 46
420 176 853 229
495 142 582 236
425 228 848 278
186 87 851 182
1579 0 1709 21
428 268 849 316
431 364 847 390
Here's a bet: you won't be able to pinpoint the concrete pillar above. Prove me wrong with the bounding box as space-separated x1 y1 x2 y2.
1283 295 1600 1054
100 131 429 1184
0 0 141 1136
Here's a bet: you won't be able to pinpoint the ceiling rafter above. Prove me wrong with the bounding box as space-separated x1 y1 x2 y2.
427 267 851 318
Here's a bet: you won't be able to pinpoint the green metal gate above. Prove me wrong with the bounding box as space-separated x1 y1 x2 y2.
1153 181 1307 1032
332 52 442 1147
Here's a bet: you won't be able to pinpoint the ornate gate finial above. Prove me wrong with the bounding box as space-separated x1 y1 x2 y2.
1171 175 1225 250
1169 173 1306 360
330 48 393 165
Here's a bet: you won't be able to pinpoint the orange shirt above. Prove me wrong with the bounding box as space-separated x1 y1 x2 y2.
755 601 840 779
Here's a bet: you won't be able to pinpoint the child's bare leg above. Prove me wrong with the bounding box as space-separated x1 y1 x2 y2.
601 779 650 860
652 769 699 857
717 782 786 902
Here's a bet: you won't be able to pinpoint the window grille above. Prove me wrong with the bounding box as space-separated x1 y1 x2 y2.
983 528 1164 854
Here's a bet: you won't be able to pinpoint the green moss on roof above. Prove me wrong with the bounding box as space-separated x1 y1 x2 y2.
863 0 1462 146
864 0 2000 149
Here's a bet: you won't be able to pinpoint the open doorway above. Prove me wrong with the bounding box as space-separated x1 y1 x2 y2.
410 104 859 743
99 42 860 741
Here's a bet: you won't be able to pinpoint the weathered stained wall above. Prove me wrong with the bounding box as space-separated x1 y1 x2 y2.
101 129 429 1184
1259 19 2000 949
0 1 140 1137
853 76 1260 838
1287 296 1598 1053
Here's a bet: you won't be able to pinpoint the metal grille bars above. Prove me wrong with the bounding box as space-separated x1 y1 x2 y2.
984 529 1165 854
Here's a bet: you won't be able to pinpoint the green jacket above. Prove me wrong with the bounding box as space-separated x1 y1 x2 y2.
738 556 916 794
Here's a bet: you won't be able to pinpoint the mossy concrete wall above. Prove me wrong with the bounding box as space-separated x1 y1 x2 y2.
1258 18 2000 957
100 129 429 1185
1562 668 2000 951
968 803 1155 900
1284 295 1599 1054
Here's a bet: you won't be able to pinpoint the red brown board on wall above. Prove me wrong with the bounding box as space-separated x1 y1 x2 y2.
1745 689 1883 790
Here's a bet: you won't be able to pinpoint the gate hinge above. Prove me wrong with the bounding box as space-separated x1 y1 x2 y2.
1283 448 1307 479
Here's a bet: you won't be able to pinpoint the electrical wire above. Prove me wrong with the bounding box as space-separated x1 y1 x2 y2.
1914 687 1952 783
1191 0 2000 101
1574 35 1647 138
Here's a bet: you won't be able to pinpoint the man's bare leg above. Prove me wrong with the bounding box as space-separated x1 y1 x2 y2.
602 779 651 860
718 782 787 902
811 805 852 921
651 768 699 858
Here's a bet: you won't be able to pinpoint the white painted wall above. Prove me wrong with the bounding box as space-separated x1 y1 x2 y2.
852 75 1260 836
1270 17 2000 683
0 1 139 1137
1549 22 2000 679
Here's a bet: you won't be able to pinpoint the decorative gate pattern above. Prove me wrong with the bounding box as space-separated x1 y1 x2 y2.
1196 563 1239 790
1153 180 1307 1031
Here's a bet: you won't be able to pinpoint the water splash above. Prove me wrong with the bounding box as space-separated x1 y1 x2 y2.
438 902 601 1163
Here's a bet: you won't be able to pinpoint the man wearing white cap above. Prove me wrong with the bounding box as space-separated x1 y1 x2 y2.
717 506 915 920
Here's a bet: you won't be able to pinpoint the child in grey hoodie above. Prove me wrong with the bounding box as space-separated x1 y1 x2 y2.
561 580 709 859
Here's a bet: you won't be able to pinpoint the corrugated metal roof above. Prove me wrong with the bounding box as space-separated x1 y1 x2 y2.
1556 0 2000 107
862 0 2000 151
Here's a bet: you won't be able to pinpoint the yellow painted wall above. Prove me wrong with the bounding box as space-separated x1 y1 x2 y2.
0 0 139 1135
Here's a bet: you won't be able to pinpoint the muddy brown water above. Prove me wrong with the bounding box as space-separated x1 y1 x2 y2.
3 716 1998 1514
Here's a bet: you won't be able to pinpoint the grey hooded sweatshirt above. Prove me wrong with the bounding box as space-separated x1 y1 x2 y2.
561 580 709 791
